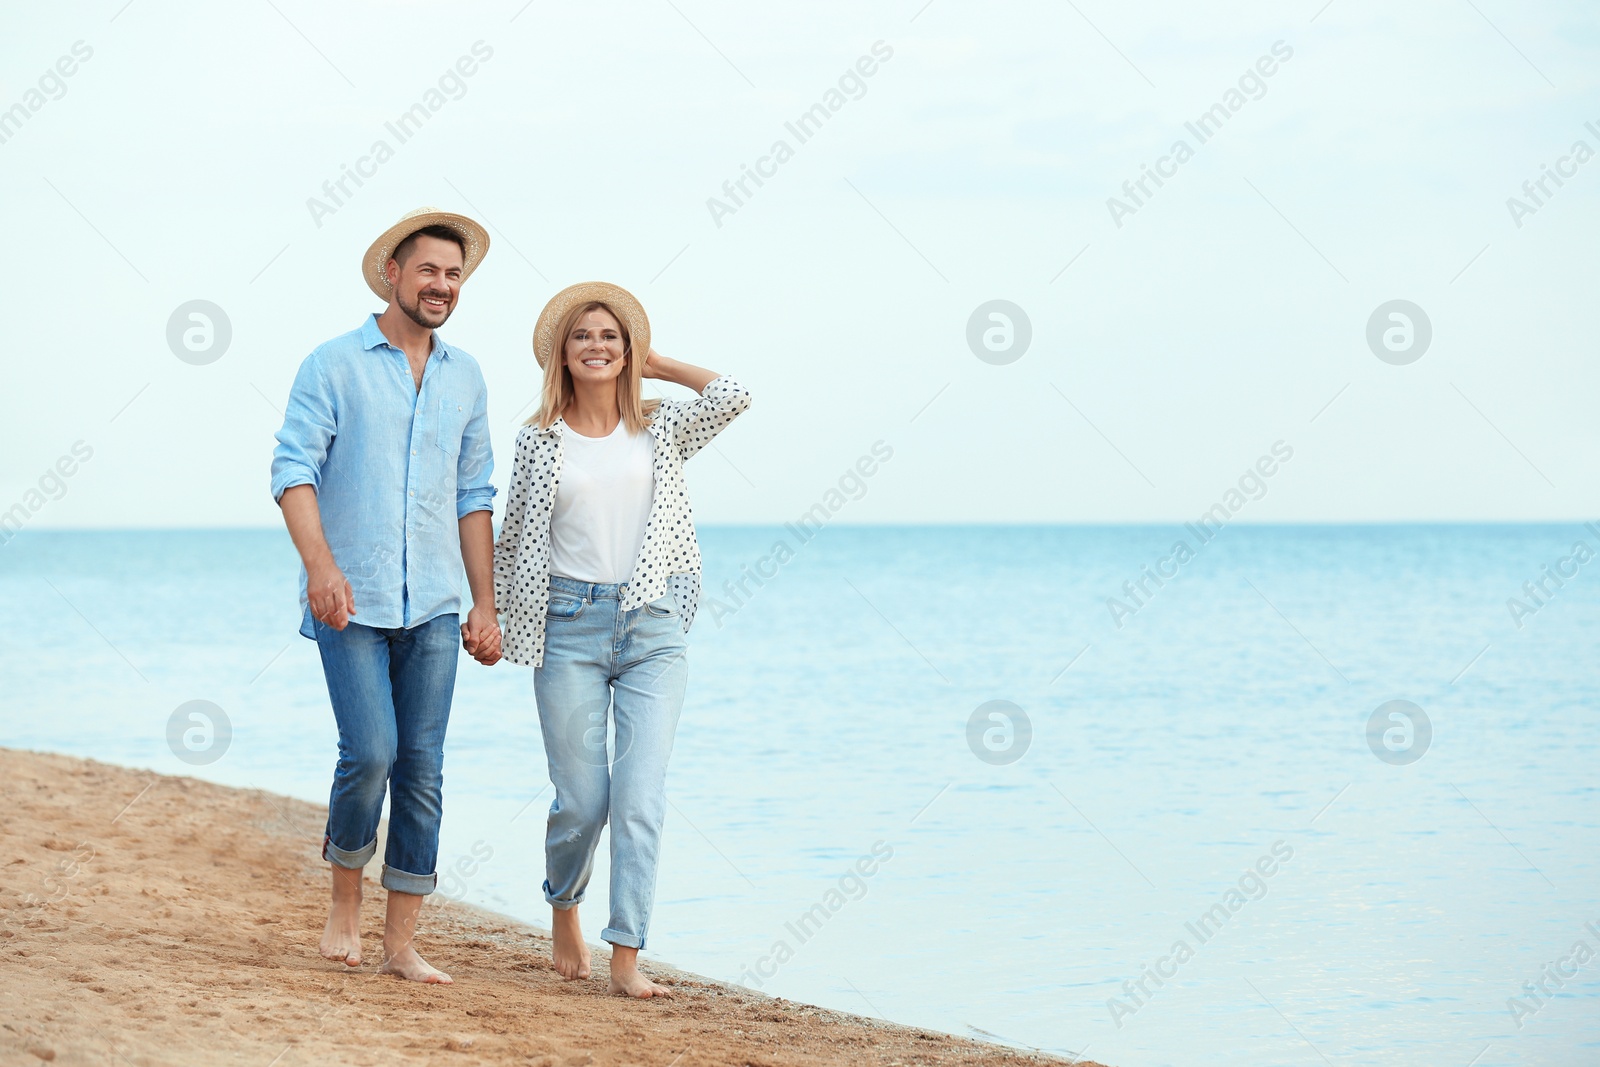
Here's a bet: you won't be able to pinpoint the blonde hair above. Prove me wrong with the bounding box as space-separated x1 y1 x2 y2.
526 300 660 432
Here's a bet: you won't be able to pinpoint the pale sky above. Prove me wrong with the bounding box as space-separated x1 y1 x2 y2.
3 0 1597 528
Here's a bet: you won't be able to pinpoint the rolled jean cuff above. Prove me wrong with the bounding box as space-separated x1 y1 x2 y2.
323 833 377 870
381 863 438 896
602 926 644 950
543 878 584 910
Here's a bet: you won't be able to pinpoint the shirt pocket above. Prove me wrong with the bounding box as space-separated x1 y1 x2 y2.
438 397 468 457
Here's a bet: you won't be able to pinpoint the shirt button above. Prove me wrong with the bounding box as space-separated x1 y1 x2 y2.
409 490 415 496
412 450 417 456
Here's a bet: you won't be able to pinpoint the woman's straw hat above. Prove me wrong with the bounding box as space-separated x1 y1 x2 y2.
362 207 490 301
533 281 650 369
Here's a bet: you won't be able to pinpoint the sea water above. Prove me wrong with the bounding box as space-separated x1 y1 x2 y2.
2 525 1595 1067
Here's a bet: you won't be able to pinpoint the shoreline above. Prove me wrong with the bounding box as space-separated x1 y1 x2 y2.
1 747 1103 1066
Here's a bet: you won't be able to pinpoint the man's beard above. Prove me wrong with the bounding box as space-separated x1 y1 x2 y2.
398 287 452 329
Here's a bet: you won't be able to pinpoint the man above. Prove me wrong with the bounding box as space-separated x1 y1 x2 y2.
270 207 501 984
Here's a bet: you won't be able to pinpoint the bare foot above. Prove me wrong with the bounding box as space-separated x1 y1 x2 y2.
318 865 362 967
551 906 592 979
609 969 672 998
608 944 671 999
379 945 453 984
379 888 450 983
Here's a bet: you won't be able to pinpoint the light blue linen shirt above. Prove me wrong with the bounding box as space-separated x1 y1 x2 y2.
270 314 496 639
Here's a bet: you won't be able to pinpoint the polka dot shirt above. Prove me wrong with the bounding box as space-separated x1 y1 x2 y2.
493 374 752 668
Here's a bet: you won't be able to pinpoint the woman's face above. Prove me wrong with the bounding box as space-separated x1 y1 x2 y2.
563 308 627 385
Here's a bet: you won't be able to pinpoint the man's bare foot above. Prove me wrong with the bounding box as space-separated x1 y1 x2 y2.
318 865 362 967
379 945 453 984
551 906 592 979
379 888 450 983
319 908 362 966
607 944 671 999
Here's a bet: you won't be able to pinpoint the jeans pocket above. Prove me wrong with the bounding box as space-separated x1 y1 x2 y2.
644 592 679 618
546 592 586 620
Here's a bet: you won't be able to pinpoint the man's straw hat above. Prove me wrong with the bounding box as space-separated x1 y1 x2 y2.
362 206 490 301
533 281 650 369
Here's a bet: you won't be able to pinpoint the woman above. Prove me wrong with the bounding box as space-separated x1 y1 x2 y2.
494 281 751 998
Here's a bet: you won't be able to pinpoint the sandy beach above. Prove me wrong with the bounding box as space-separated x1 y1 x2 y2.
0 748 1102 1067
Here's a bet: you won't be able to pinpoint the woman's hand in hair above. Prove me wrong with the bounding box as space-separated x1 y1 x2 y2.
642 347 721 393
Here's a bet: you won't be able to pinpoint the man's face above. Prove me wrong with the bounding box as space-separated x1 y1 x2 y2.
387 235 464 329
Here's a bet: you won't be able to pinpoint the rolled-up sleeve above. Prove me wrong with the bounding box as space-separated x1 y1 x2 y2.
456 371 497 518
270 354 335 503
673 374 753 461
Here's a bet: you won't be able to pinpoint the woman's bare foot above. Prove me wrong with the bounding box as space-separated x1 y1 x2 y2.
551 906 592 979
607 944 671 999
318 864 362 967
379 945 453 984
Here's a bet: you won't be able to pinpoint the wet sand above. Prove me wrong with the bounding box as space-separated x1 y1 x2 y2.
0 748 1103 1067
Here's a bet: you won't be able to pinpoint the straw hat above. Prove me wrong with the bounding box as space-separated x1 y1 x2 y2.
362 207 490 301
533 281 650 369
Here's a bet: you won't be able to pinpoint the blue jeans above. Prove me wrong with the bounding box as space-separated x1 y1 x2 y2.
314 613 459 896
534 574 689 949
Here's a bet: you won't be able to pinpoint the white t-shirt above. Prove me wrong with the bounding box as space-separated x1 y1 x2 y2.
548 417 656 584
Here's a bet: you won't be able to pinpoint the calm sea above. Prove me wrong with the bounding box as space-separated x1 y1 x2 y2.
3 525 1596 1067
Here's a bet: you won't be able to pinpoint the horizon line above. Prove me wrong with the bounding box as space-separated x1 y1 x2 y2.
6 518 1600 536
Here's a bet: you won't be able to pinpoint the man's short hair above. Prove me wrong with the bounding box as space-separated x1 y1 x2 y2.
393 224 467 270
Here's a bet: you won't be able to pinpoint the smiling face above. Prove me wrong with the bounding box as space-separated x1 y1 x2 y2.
387 233 464 330
562 306 628 385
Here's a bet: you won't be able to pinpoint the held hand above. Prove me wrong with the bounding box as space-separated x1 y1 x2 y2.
461 604 502 666
641 346 666 380
308 564 356 630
